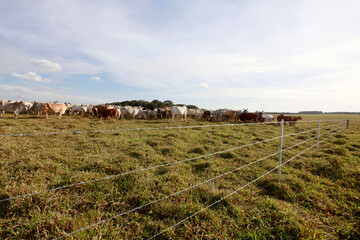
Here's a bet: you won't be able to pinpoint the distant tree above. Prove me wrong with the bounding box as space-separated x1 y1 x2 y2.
186 105 198 109
163 100 174 107
151 99 164 108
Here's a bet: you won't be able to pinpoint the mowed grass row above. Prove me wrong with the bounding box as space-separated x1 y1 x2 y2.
0 114 359 239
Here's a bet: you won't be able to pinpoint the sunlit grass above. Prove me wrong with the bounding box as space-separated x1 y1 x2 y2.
0 114 359 239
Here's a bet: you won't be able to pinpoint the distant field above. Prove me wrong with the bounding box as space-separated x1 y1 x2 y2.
0 114 359 239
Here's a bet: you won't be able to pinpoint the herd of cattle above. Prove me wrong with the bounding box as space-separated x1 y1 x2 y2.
0 100 302 124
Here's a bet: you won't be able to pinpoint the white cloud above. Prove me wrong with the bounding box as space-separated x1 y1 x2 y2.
90 76 101 81
0 84 108 104
198 82 208 88
30 59 62 71
39 86 54 91
10 72 51 82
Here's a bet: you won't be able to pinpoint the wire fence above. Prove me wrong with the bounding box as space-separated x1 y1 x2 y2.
0 123 335 203
0 119 345 137
0 119 350 239
54 125 343 240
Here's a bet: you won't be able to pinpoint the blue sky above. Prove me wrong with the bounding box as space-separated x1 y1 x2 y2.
0 0 359 111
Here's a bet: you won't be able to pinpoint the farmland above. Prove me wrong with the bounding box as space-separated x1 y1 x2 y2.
0 114 359 239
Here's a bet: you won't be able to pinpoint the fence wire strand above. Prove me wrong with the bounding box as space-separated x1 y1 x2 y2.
146 128 343 240
0 124 333 203
53 126 343 239
0 120 343 137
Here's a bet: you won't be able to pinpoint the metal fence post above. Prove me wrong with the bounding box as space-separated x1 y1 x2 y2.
331 120 334 140
316 120 320 152
278 119 284 183
208 125 212 204
346 120 349 129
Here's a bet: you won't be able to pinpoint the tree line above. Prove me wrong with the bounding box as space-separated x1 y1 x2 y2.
106 99 199 110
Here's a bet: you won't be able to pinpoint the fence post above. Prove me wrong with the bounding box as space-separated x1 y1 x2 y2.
278 119 284 183
316 120 320 152
208 125 212 204
346 120 349 129
331 120 334 140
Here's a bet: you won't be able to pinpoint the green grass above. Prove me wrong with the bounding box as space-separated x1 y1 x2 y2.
0 114 359 239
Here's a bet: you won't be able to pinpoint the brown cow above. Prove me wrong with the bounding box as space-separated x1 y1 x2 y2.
162 106 171 119
41 103 67 119
93 105 110 116
224 110 237 122
277 115 302 125
239 109 258 123
99 109 118 120
203 110 211 121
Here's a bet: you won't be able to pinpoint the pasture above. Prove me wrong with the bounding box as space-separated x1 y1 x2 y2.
0 114 359 239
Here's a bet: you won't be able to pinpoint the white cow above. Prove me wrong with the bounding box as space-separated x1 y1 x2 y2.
70 104 88 116
170 106 187 122
0 101 27 119
122 106 142 120
258 112 274 122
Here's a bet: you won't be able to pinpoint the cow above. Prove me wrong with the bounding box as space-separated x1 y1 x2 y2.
41 103 67 119
203 110 211 121
170 106 187 122
29 102 42 115
239 109 259 123
69 104 88 116
92 105 110 117
120 106 142 120
20 102 33 114
212 109 226 122
258 111 275 122
224 110 237 122
276 115 302 125
162 106 171 119
0 101 27 119
187 109 202 119
99 109 119 120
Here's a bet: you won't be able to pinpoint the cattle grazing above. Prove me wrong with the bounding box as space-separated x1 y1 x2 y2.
203 110 211 121
211 109 226 121
29 102 42 115
277 115 302 125
70 104 88 116
92 105 110 117
170 106 187 122
99 109 119 120
239 109 259 123
162 106 171 119
224 110 237 122
258 111 274 122
41 103 67 119
121 106 142 120
0 100 27 119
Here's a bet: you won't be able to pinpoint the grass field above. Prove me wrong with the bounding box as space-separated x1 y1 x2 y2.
0 114 359 239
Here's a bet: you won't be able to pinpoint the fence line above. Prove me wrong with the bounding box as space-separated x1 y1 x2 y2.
146 129 342 240
53 126 343 239
0 124 334 203
0 119 343 137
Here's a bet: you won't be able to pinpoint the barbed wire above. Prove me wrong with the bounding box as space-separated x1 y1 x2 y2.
0 124 334 203
53 126 343 239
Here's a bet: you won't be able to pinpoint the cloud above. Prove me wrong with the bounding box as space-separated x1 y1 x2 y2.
10 72 51 82
198 82 208 88
90 76 101 81
30 59 62 71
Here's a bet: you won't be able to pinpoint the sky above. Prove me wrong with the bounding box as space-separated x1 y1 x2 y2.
0 0 359 112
